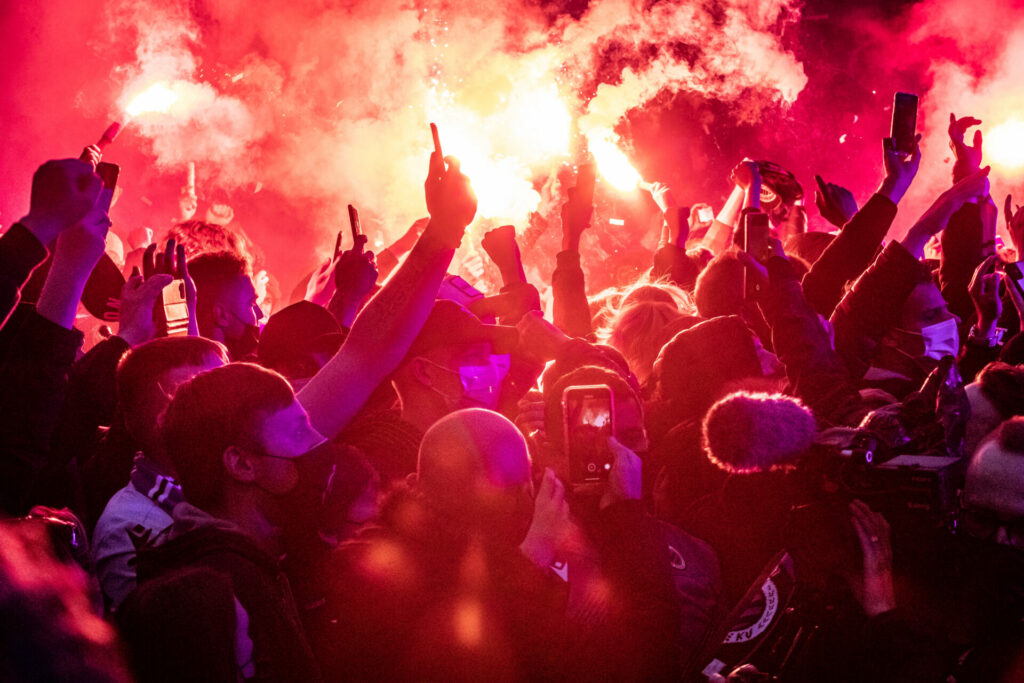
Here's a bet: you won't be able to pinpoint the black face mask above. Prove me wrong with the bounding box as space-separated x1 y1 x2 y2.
273 442 335 537
227 320 260 362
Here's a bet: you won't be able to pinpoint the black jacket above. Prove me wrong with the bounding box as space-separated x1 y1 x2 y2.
135 505 321 682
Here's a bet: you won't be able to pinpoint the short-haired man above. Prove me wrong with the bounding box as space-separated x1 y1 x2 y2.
92 336 227 611
134 363 327 681
189 250 262 360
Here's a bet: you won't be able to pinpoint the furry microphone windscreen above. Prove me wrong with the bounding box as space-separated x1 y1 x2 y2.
702 391 816 474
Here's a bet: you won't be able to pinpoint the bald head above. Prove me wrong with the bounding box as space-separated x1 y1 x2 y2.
965 417 1024 520
418 408 531 497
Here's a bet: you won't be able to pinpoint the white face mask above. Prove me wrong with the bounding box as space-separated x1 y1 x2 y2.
917 318 960 361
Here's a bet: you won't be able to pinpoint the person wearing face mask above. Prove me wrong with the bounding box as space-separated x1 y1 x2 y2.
829 166 992 401
188 250 264 361
134 363 327 682
394 300 518 422
340 300 519 486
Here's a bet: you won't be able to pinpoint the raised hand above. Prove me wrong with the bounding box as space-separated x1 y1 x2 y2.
599 437 643 510
390 217 429 255
519 468 571 568
949 113 983 179
878 134 922 205
969 255 1003 336
514 310 571 363
34 188 113 330
305 256 338 308
79 144 102 170
730 159 760 189
1004 194 1024 258
902 166 991 258
424 134 477 247
142 239 199 336
561 186 594 252
646 181 677 214
334 248 378 299
53 191 114 272
116 267 173 346
814 175 858 227
481 225 526 284
19 159 103 247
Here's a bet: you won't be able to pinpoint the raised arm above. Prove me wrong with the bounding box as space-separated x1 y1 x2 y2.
552 182 595 338
802 136 920 317
298 145 477 438
0 159 103 329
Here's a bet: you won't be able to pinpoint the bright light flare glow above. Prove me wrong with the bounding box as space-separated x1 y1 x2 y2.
426 79 572 222
586 128 643 192
987 119 1024 170
125 82 180 117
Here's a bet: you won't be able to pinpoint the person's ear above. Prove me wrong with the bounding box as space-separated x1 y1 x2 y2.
213 302 231 329
223 445 258 484
410 357 434 387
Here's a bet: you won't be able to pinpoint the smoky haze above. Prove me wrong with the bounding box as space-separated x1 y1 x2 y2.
2 0 1023 291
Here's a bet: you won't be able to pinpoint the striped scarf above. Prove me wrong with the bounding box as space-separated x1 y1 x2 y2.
129 453 184 515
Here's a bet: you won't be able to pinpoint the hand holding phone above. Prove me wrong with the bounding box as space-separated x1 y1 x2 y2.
347 204 367 253
891 92 918 156
743 211 771 257
562 385 615 484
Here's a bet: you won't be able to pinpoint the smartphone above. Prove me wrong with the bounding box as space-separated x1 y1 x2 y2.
562 385 615 484
1006 261 1024 299
577 162 596 206
891 92 918 156
163 279 190 336
698 206 715 223
437 274 484 307
348 204 362 239
333 230 343 258
743 211 771 255
96 161 119 190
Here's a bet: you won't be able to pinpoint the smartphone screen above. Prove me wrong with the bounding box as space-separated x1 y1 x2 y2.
891 92 918 155
743 211 771 255
698 206 715 223
562 385 615 484
163 279 190 336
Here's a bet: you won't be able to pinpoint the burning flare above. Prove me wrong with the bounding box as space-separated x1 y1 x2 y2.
125 82 179 117
987 119 1024 170
586 128 643 192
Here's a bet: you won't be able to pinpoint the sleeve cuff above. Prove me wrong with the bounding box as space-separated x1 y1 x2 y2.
0 223 49 285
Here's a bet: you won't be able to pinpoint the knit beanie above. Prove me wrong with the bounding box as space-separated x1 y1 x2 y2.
694 252 744 319
655 316 762 422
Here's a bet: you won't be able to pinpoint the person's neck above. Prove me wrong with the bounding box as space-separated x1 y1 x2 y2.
208 326 229 345
210 493 281 557
399 398 448 433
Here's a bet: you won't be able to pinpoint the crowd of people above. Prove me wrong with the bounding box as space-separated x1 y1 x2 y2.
1 109 1024 682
